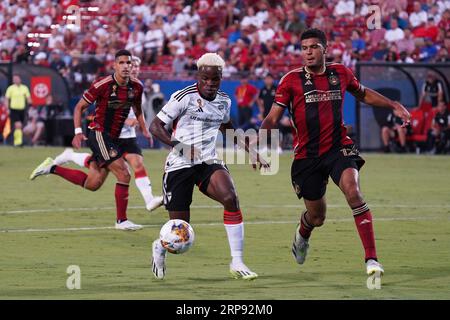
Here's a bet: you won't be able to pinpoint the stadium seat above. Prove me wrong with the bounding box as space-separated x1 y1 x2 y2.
406 108 437 153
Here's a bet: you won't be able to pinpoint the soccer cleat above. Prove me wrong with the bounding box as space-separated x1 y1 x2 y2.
229 263 258 280
54 148 74 166
292 224 309 265
114 220 143 231
29 157 54 180
366 259 384 276
151 240 167 280
146 195 164 212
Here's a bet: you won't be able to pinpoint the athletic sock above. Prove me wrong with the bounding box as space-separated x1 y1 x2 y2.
299 211 314 239
134 168 154 206
13 128 23 146
352 203 378 262
50 165 87 187
115 182 129 223
224 210 244 265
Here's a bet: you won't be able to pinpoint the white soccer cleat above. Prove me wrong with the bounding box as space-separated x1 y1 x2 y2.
366 259 384 276
146 196 164 212
29 157 54 180
292 224 309 265
54 148 74 166
151 240 167 280
114 220 143 231
229 263 258 280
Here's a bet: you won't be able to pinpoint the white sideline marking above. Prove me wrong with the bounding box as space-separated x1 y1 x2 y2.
0 216 445 234
1 203 450 215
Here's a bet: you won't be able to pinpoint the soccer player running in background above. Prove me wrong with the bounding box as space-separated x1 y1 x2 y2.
260 29 411 276
30 50 151 231
53 56 163 212
149 53 266 280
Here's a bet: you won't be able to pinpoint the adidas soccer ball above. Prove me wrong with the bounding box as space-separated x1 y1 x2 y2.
159 219 195 254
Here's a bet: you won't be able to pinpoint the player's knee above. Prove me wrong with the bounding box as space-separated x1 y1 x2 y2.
85 180 102 191
222 192 239 210
116 168 131 183
344 186 363 205
309 214 326 227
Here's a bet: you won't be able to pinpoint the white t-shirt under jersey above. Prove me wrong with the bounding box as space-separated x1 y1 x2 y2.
156 83 231 173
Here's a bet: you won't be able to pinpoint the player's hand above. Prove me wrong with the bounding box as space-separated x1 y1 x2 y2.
72 133 87 149
251 152 270 171
124 118 138 127
142 129 154 147
392 101 411 128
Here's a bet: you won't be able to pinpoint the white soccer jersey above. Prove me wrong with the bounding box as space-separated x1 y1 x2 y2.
156 83 231 173
119 108 137 139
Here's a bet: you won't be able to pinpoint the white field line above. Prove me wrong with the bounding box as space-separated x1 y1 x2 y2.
1 203 450 215
0 216 446 234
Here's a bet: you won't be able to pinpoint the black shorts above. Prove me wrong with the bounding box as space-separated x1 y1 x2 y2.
87 130 123 168
10 109 25 124
118 138 142 156
162 162 228 211
291 145 365 201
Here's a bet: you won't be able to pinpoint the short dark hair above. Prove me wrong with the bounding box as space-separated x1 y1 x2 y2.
115 49 132 59
300 28 327 47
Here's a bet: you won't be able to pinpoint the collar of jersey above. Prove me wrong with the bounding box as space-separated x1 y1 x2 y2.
113 73 129 86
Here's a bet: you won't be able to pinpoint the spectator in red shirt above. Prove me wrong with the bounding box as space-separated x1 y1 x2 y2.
235 78 259 129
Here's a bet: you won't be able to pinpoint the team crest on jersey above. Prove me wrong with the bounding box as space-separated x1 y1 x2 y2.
196 99 204 112
128 88 135 100
111 85 117 97
328 74 340 86
109 148 118 158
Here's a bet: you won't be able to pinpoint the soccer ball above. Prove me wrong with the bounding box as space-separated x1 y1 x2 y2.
159 219 195 254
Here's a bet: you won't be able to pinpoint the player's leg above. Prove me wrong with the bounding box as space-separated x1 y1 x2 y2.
107 157 141 230
54 148 91 168
124 148 163 212
291 158 328 265
152 169 195 279
380 126 391 152
202 166 257 280
330 147 383 275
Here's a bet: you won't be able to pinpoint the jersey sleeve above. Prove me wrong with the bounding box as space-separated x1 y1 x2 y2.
222 97 232 124
5 87 11 99
344 66 365 95
156 91 187 125
274 75 292 108
82 80 101 104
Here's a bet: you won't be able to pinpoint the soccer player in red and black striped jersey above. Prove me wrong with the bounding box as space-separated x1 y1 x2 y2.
30 49 151 231
260 29 411 276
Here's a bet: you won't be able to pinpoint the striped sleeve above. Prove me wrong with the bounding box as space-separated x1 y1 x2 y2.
156 91 187 125
274 74 291 108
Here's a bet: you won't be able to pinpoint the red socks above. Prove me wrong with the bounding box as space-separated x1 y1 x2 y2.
352 203 377 261
115 183 129 222
51 165 87 187
299 211 314 239
224 210 243 225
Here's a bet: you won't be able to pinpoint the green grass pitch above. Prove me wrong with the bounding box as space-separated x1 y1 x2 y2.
0 147 449 299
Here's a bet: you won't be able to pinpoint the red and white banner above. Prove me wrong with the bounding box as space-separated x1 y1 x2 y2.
31 76 52 106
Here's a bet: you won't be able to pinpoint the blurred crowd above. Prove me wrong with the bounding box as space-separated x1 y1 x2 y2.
0 0 449 91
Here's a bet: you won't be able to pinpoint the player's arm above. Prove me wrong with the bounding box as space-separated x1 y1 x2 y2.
260 103 286 130
219 121 269 169
132 101 153 146
72 98 90 149
353 87 411 127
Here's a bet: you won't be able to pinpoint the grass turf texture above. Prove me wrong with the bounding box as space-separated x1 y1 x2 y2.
0 147 449 299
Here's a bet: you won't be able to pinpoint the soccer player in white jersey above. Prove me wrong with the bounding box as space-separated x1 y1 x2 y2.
149 53 266 280
53 56 163 221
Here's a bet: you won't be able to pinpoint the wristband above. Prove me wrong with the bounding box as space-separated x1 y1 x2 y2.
74 127 83 135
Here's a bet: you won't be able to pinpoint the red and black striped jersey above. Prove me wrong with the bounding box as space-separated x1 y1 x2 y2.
275 63 364 159
83 74 143 139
